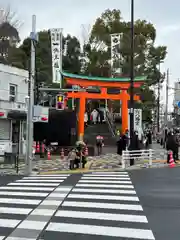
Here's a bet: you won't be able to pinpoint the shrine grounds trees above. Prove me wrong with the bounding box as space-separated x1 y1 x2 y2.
8 8 167 122
82 9 167 121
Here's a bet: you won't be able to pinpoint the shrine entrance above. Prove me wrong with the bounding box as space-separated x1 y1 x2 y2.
62 72 147 140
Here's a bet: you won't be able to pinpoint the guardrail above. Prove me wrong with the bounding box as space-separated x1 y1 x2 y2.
122 149 153 169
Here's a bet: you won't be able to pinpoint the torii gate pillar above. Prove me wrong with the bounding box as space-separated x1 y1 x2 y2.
78 93 86 141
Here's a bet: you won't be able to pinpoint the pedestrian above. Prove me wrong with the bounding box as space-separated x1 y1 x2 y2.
96 134 104 155
117 132 127 164
128 131 140 166
91 109 98 124
84 112 88 127
166 132 177 163
67 148 77 170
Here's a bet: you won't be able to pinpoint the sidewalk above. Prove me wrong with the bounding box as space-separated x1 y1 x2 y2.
0 143 177 175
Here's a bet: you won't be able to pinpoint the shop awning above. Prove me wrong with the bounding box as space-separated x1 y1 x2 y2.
7 110 27 120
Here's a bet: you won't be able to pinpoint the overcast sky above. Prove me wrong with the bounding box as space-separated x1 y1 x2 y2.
1 0 180 110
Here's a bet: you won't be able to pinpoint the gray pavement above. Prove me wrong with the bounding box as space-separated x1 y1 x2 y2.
0 171 155 240
1 167 180 239
130 167 180 240
39 171 155 240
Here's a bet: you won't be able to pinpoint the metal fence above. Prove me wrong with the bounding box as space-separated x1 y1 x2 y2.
122 149 154 169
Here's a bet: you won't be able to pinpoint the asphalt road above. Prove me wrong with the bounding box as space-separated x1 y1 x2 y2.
1 167 180 240
130 167 180 240
0 175 22 186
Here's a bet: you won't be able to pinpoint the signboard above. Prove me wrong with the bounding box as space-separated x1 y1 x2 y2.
33 106 49 123
128 109 142 139
50 28 62 83
110 33 122 76
134 109 142 133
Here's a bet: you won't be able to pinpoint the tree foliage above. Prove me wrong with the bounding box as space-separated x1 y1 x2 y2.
0 7 21 65
7 8 167 122
11 31 82 86
82 9 167 121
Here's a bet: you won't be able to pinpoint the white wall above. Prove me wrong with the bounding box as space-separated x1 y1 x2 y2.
0 64 29 103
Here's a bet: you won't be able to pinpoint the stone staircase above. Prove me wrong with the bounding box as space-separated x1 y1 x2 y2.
84 123 116 146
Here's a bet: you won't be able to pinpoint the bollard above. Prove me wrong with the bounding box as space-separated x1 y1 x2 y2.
60 148 65 160
149 149 152 166
122 151 125 169
47 150 51 160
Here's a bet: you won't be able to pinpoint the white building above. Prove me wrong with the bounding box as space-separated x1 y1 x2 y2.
0 64 29 156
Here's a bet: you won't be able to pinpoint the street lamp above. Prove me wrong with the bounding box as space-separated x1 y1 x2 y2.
129 0 135 147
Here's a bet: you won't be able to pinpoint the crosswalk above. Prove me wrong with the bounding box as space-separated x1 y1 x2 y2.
0 174 69 240
44 171 155 240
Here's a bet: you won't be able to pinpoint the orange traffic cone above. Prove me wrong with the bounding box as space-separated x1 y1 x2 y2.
47 150 51 160
32 141 36 154
36 142 40 153
41 143 45 153
169 151 175 168
60 148 65 160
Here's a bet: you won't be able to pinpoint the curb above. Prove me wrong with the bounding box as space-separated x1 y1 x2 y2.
39 167 124 175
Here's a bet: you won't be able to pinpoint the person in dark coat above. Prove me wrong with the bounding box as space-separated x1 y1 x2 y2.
128 131 140 166
166 132 177 163
117 133 127 165
117 134 126 155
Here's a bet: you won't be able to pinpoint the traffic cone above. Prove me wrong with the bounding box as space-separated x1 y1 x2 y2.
169 151 175 168
41 143 45 153
36 142 40 153
32 141 36 154
60 148 65 160
47 150 51 160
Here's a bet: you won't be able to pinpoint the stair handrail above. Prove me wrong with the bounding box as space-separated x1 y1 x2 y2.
106 111 116 137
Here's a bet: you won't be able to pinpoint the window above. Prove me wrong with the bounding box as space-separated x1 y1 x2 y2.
9 84 17 102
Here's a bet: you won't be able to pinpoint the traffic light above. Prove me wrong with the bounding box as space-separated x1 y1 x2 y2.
56 94 64 109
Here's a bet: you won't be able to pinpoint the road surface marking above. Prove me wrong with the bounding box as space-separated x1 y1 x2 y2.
85 174 129 177
16 179 64 183
76 183 134 188
23 176 68 179
63 200 143 211
0 198 40 205
79 180 132 184
17 220 47 230
46 222 155 239
8 183 59 186
82 176 130 180
0 219 20 228
72 188 136 194
68 193 139 201
0 186 54 191
0 207 32 215
91 172 128 174
31 209 56 216
56 210 148 223
0 191 48 197
40 200 63 206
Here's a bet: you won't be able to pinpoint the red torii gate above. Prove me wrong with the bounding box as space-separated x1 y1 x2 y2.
62 72 147 140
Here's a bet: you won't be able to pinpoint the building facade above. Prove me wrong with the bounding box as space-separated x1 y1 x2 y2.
173 81 180 126
0 63 29 156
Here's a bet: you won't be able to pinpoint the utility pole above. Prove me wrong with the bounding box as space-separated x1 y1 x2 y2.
157 63 161 133
25 15 37 175
59 28 63 89
129 0 134 145
164 69 169 127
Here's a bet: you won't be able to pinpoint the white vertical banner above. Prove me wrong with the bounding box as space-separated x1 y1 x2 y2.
50 28 62 84
134 109 142 139
110 33 121 76
128 109 142 139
